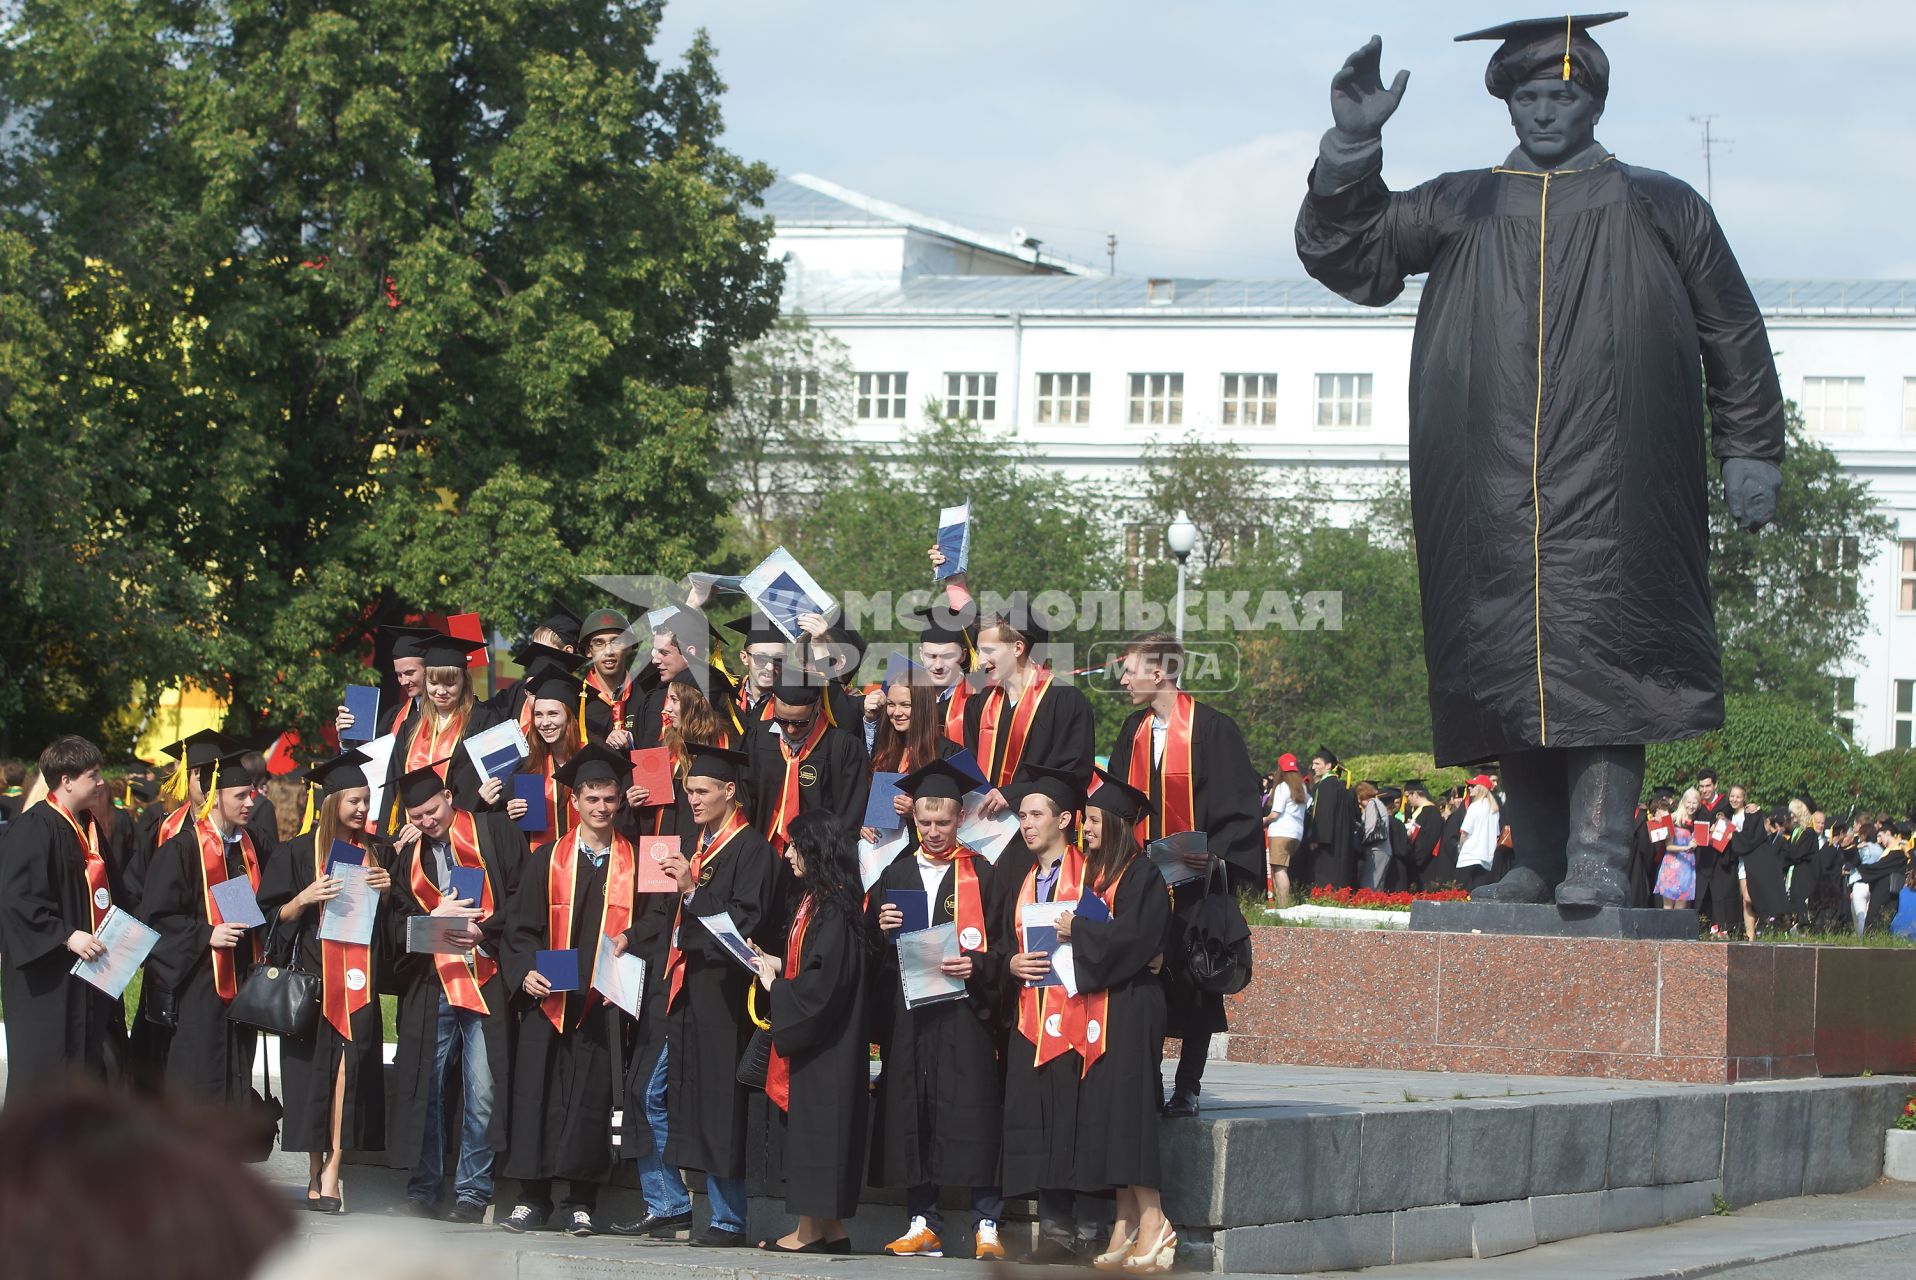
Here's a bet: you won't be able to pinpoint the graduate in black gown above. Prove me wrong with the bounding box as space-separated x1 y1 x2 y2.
259 749 393 1213
386 763 526 1221
745 671 871 854
0 736 133 1096
1304 747 1358 889
869 758 1007 1262
1061 771 1176 1274
1401 781 1443 891
140 749 267 1105
1629 790 1677 910
334 624 435 743
497 744 642 1237
386 632 502 819
655 743 780 1247
578 608 655 749
962 597 1097 821
752 809 872 1253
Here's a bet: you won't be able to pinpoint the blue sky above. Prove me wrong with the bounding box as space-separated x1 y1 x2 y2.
657 0 1916 279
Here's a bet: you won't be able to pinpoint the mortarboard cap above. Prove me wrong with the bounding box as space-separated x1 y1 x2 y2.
1402 778 1428 793
1085 767 1152 823
398 762 454 810
986 591 1055 648
907 601 977 649
416 632 487 669
884 650 928 687
511 640 577 681
897 756 981 804
555 742 632 791
540 599 583 647
1007 762 1084 813
771 673 824 707
305 748 373 796
128 776 158 802
1455 12 1626 101
208 749 257 791
381 624 439 662
527 668 585 707
161 728 242 771
685 742 749 784
725 612 787 648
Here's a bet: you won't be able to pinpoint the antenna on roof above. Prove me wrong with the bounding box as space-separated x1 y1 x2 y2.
1106 233 1117 275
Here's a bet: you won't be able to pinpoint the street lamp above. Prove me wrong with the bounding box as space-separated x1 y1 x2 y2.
1167 510 1198 641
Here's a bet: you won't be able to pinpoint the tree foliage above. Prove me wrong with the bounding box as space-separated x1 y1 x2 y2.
1646 694 1890 814
0 0 780 753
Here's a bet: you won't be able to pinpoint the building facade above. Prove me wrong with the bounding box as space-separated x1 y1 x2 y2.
764 174 1916 753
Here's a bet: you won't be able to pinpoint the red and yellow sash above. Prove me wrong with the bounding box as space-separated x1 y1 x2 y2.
46 797 109 929
664 809 752 1009
976 664 1054 787
542 828 635 1030
525 761 577 848
1127 692 1196 844
588 670 637 739
194 819 260 1003
157 802 191 848
405 706 466 776
407 813 499 1015
315 833 373 1038
762 714 829 851
1014 846 1112 1075
764 893 814 1112
936 848 989 953
942 680 971 746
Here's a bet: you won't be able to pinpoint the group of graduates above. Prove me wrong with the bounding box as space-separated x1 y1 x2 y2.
0 550 1270 1272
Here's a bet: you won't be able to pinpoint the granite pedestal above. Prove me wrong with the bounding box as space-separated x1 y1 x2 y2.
1411 900 1700 940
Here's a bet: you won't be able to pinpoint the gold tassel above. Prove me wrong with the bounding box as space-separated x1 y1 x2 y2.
577 687 589 746
299 781 317 835
1562 14 1572 80
162 762 189 806
123 779 133 809
197 760 221 820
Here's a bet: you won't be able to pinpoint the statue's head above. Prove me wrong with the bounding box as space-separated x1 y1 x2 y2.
1458 11 1624 167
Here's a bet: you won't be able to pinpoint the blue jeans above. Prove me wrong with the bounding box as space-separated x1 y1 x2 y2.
407 993 495 1207
633 1045 691 1217
707 1172 747 1233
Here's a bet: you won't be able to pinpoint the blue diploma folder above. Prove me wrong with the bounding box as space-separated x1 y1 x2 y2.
1023 924 1063 987
327 839 365 873
1075 891 1111 923
886 888 929 936
535 949 580 992
864 772 905 831
341 685 380 744
512 774 546 831
947 747 987 788
448 866 486 906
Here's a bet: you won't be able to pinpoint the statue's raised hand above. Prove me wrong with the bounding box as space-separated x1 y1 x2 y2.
1330 35 1409 139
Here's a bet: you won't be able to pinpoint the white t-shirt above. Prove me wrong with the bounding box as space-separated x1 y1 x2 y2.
1459 798 1500 870
914 851 949 901
1268 787 1306 841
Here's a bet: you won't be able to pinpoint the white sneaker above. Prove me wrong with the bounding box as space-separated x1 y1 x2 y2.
975 1219 1005 1261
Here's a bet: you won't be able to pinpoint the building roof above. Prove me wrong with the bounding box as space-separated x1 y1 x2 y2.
784 272 1916 321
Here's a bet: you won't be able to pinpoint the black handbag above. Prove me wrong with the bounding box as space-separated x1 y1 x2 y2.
1179 860 1254 996
227 917 321 1040
735 982 774 1089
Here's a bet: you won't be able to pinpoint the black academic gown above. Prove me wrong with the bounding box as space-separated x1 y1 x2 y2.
1740 829 1789 923
1405 802 1443 890
767 896 871 1220
998 852 1088 1199
1305 773 1357 890
259 834 394 1153
867 850 1005 1191
1430 807 1466 888
499 835 639 1188
386 701 504 820
1106 702 1265 884
1705 820 1744 928
0 803 135 1095
661 822 780 1180
385 813 526 1171
744 719 872 840
1780 828 1819 919
141 823 264 1103
1627 817 1658 910
962 672 1098 792
1070 857 1172 1190
1298 143 1785 767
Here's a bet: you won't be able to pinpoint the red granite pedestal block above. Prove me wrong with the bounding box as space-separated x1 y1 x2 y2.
1219 930 1916 1084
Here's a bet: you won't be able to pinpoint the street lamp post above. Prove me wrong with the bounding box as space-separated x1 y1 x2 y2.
1167 510 1198 642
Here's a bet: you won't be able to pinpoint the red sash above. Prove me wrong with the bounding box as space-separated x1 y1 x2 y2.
941 680 971 746
314 833 373 1038
526 760 577 847
937 848 989 952
157 803 190 848
764 894 814 1112
405 706 466 776
664 809 751 1009
1013 847 1111 1075
47 797 109 929
407 813 499 1015
193 819 260 1002
762 714 829 850
542 828 636 1030
976 664 1054 787
1127 692 1196 844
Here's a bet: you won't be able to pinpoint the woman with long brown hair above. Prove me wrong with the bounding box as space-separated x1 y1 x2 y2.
260 748 395 1214
508 670 584 848
862 661 959 845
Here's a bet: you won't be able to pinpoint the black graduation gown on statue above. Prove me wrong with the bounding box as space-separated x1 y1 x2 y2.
867 850 1005 1190
0 803 136 1095
1071 857 1172 1190
1306 772 1358 891
999 853 1088 1198
258 835 393 1153
141 824 263 1102
962 672 1097 792
385 812 526 1170
767 897 871 1220
662 821 780 1179
1298 143 1786 767
499 835 639 1185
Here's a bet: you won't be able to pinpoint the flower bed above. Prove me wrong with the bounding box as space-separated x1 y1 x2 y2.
1305 887 1471 911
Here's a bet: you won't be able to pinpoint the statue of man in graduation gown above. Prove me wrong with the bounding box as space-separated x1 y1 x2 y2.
1295 13 1787 907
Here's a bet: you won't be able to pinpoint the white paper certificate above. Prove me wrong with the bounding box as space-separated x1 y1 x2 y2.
70 906 160 999
359 732 398 830
858 826 910 892
957 791 1019 862
592 932 647 1018
318 864 377 946
897 921 968 1009
696 911 760 973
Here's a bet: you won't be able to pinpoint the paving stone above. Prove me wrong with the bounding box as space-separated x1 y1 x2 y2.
1448 1103 1535 1204
1606 1095 1658 1187
1531 1190 1603 1244
1802 1083 1883 1195
1722 1088 1809 1207
1358 1108 1450 1214
1598 1185 1664 1233
1307 1212 1396 1270
1392 1204 1474 1264
1655 1090 1726 1185
1469 1199 1538 1258
1529 1100 1611 1195
1212 1221 1311 1273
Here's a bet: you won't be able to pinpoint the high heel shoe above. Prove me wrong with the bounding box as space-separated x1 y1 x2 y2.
1092 1229 1139 1270
1122 1224 1177 1274
313 1184 345 1215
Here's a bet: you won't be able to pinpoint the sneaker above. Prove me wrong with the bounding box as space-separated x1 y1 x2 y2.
884 1216 944 1258
565 1208 595 1237
974 1220 1005 1261
500 1204 546 1234
446 1200 487 1225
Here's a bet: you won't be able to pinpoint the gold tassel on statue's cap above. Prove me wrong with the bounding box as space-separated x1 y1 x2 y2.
1563 13 1573 78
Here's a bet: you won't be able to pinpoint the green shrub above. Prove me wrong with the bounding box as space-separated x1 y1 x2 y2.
1645 693 1890 814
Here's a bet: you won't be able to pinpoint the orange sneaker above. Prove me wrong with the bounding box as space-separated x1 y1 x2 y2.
974 1220 1005 1261
883 1216 943 1258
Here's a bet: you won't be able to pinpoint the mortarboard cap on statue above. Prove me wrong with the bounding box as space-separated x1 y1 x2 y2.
1455 11 1626 101
381 624 440 663
305 748 374 796
540 599 583 648
725 612 787 648
416 632 487 669
684 741 749 784
579 608 630 642
1085 767 1152 823
897 757 981 805
555 742 632 791
1006 762 1084 813
398 762 455 810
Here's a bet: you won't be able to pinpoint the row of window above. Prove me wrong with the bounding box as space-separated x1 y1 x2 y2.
842 371 1376 429
1801 376 1916 436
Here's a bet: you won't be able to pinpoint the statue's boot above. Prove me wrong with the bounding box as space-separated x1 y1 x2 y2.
1470 866 1553 904
1555 745 1647 908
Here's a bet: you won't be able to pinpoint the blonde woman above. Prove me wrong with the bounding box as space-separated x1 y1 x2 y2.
1265 753 1307 908
1656 788 1700 908
386 632 502 820
1455 774 1501 893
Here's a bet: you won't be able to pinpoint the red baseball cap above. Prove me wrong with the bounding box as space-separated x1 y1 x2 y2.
1467 773 1496 790
1277 752 1300 774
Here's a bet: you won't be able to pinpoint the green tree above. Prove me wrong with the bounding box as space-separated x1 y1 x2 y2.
0 1 779 752
1646 693 1889 815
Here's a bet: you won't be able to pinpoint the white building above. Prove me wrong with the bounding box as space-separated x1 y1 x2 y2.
764 173 1916 753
